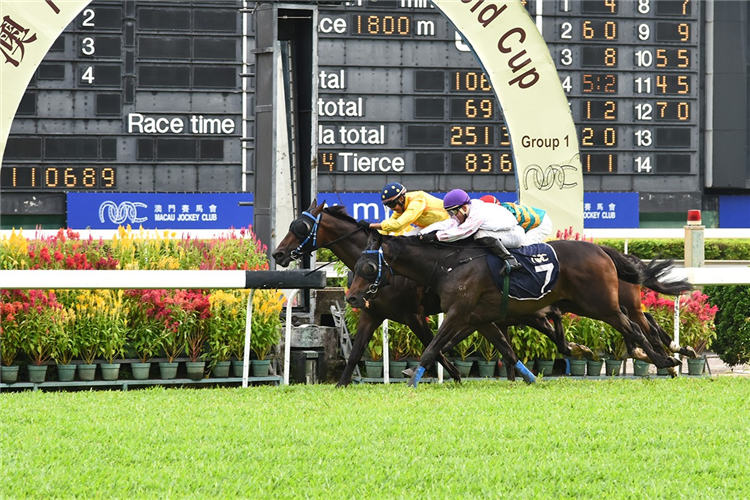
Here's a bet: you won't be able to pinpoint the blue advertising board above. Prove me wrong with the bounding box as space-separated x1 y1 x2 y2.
719 195 750 228
67 191 639 230
582 192 639 228
67 193 254 230
323 191 639 229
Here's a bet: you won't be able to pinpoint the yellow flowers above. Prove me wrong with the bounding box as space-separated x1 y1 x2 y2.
0 229 30 270
253 289 285 321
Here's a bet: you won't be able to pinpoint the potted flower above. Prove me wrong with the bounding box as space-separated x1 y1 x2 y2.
510 324 557 376
364 328 383 378
206 290 245 378
567 315 607 376
171 290 211 380
224 291 256 378
602 323 627 376
477 334 499 378
125 291 163 380
642 289 718 375
387 321 411 378
249 289 284 377
97 290 128 381
453 331 478 377
138 289 183 380
19 290 65 383
51 311 78 382
0 291 24 384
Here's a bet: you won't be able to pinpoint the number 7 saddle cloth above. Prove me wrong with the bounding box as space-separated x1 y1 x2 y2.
485 243 560 300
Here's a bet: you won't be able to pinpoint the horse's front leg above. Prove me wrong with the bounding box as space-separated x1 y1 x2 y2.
337 310 385 387
408 320 470 388
403 314 462 382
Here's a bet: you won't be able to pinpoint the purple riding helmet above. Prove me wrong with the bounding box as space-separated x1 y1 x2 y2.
443 189 471 211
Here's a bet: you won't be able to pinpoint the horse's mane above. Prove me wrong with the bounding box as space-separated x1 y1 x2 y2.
323 204 357 224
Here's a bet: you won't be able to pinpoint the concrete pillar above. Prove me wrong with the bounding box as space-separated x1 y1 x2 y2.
684 209 704 268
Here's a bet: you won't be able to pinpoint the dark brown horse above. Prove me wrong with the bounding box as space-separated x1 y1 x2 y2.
346 235 687 387
272 201 462 385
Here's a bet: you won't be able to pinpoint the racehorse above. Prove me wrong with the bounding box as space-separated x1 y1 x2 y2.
273 202 691 384
272 200 462 385
346 234 688 387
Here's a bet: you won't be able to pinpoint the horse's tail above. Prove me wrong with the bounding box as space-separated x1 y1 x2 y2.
600 246 694 295
640 258 693 295
599 245 644 285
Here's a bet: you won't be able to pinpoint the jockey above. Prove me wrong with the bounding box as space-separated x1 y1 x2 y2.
358 182 449 235
420 189 524 273
479 195 553 244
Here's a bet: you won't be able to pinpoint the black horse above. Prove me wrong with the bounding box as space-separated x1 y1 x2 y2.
347 235 688 387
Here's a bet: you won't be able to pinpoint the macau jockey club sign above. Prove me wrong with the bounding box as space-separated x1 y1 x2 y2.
67 193 254 230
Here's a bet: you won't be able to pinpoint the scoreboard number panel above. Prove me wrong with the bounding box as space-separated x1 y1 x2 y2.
316 0 700 186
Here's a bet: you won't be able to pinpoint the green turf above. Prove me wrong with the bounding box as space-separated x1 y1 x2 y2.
2 378 749 499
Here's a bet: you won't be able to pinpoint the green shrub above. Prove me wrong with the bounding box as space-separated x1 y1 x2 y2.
704 285 750 366
594 238 750 260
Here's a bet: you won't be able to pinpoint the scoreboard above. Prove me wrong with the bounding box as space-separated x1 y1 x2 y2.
1 0 243 195
315 0 701 193
0 0 718 224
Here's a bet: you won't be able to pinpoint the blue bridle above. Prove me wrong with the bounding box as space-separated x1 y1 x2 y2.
357 248 393 297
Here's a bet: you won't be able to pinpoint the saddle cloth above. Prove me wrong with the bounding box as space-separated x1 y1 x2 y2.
485 243 560 300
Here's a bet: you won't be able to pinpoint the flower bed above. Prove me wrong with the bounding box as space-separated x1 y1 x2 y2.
0 227 284 383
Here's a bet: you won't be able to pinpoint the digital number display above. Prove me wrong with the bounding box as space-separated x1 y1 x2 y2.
1 166 116 189
582 73 618 93
581 100 617 121
350 14 412 36
449 98 495 120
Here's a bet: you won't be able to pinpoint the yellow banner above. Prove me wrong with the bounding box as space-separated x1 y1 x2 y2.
0 0 92 164
431 0 583 235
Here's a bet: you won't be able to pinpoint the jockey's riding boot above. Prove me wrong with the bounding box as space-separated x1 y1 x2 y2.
476 237 522 274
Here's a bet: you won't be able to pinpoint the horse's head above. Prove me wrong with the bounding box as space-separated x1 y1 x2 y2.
272 200 326 267
272 200 372 268
345 237 393 309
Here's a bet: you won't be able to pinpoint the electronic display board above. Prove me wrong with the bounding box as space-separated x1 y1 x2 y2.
314 0 700 193
1 0 703 221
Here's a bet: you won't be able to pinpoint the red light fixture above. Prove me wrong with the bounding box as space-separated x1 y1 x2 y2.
687 209 702 225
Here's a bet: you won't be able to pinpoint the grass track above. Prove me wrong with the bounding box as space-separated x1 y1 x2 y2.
2 377 749 499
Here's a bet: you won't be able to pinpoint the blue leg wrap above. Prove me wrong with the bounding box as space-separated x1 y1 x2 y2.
565 358 571 375
412 366 426 388
514 360 536 384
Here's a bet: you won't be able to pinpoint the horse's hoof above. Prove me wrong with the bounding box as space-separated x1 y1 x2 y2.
402 368 415 378
683 346 698 359
667 366 678 378
667 357 682 367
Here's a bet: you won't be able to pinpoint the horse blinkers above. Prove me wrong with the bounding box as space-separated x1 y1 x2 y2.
290 217 313 240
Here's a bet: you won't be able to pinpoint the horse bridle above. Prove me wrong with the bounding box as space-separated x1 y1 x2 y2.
288 209 367 260
354 247 393 297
